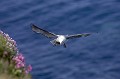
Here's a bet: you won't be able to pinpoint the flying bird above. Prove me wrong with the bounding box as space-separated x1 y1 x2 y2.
31 24 91 48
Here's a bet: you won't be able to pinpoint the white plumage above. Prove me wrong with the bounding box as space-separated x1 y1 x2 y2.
56 35 66 44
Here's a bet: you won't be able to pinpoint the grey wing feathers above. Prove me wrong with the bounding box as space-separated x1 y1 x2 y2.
66 33 91 39
31 24 57 38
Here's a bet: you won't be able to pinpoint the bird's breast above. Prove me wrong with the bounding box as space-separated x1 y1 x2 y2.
56 35 66 44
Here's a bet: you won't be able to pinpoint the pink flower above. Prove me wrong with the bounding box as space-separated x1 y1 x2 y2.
16 63 21 68
24 65 32 74
15 62 25 68
25 70 29 74
27 65 32 72
13 53 24 62
0 30 32 75
13 56 21 63
18 53 24 62
12 53 25 69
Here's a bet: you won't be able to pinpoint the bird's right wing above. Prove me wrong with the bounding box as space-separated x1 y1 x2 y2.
31 24 57 38
66 33 91 39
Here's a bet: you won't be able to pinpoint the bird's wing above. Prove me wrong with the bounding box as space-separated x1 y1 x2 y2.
66 33 91 39
31 24 57 38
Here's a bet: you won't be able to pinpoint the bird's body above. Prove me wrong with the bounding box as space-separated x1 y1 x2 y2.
56 35 66 44
31 24 91 48
50 35 66 47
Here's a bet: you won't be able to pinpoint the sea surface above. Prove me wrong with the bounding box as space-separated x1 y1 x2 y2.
0 0 120 79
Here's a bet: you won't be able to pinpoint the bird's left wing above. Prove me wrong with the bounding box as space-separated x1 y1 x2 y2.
31 24 57 38
66 33 91 39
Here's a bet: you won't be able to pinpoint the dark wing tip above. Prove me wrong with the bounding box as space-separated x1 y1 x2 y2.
30 23 57 38
30 23 34 27
30 23 40 33
83 33 91 37
30 23 37 29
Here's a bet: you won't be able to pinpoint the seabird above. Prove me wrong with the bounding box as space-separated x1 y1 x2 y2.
31 24 91 48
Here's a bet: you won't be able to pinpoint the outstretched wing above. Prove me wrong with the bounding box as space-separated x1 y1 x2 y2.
31 24 57 38
66 33 91 39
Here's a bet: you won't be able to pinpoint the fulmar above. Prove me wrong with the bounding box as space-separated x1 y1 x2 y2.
31 24 91 48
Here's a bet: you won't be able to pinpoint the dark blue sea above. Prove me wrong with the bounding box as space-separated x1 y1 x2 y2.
0 0 120 79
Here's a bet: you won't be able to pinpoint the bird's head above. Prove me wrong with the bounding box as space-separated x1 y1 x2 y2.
55 41 60 45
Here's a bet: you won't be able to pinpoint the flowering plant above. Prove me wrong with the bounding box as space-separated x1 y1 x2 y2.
0 30 32 79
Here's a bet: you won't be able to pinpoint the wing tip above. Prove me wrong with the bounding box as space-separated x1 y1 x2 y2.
30 23 40 32
30 23 36 28
83 33 91 37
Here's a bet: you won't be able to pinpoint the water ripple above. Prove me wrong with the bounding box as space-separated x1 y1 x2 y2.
1 0 120 79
